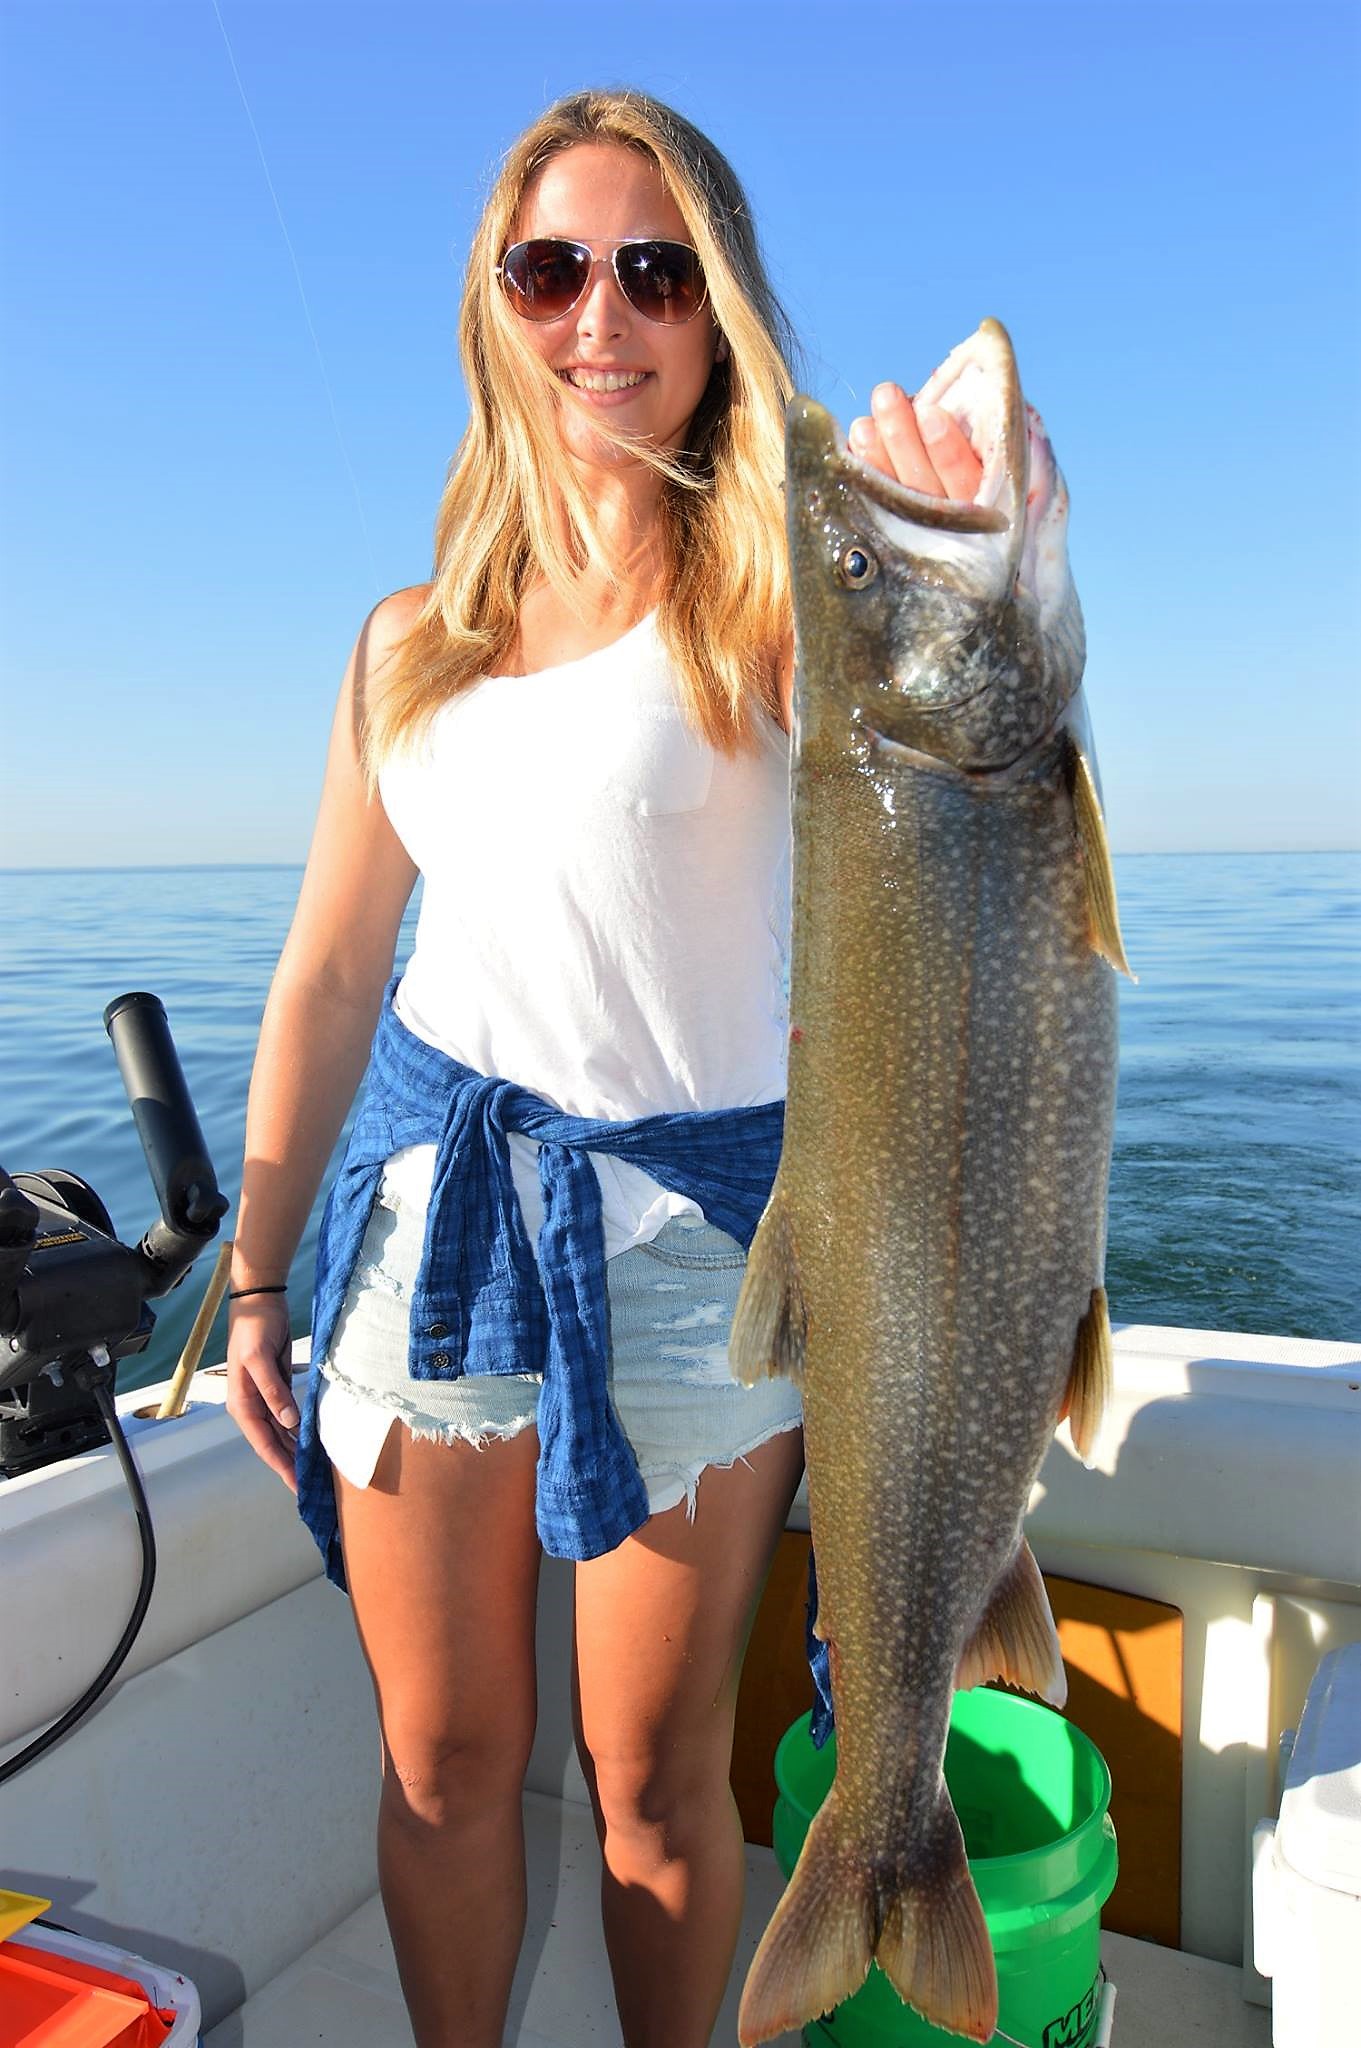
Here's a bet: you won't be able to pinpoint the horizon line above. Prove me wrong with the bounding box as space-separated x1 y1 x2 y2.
4 848 1360 877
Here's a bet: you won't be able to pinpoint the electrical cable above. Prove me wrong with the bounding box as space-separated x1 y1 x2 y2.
0 1357 157 1786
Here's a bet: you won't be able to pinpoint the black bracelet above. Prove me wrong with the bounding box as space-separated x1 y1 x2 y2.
228 1284 289 1301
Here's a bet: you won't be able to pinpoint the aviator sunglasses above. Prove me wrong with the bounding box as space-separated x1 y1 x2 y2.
497 237 709 325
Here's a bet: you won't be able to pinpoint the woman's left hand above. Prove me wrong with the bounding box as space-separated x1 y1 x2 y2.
848 382 983 502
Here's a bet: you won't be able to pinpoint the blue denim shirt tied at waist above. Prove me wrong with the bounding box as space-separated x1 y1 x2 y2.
296 978 788 1588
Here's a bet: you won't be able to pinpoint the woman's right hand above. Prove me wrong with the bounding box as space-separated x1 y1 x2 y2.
226 1295 302 1491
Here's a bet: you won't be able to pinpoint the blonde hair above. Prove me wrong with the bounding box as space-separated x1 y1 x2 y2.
362 87 800 782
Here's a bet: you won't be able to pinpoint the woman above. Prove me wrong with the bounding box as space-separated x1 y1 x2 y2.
226 87 981 2048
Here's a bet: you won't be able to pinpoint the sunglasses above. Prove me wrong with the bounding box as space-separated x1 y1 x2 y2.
497 237 709 326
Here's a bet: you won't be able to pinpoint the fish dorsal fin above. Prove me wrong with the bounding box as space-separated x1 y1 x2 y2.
955 1540 1066 1708
1061 1283 1114 1465
1069 743 1134 978
728 1182 807 1387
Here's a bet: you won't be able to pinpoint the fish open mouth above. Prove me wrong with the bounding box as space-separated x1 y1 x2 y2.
837 445 1009 536
789 319 1025 543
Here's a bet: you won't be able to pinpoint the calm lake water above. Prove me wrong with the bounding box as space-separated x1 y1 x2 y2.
2 852 1357 1394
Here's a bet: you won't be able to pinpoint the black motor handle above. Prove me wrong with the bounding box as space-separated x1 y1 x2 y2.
104 993 228 1256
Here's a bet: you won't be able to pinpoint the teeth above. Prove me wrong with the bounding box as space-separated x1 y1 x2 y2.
563 369 649 392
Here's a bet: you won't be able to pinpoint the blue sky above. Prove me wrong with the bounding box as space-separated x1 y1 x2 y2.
2 0 1357 864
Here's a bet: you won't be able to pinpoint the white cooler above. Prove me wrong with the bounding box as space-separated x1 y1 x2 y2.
1253 1642 1361 2044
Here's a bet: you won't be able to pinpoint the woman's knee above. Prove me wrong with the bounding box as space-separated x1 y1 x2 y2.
380 1708 538 1829
585 1719 734 1844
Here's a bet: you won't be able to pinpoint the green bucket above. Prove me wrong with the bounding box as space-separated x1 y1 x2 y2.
772 1691 1117 2048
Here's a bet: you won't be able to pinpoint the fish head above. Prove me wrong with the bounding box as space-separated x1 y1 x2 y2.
786 319 1085 779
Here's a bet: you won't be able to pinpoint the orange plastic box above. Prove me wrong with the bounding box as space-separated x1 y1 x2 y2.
1 1920 199 2047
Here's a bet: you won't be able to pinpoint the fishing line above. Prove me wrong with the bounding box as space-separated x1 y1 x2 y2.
209 0 379 588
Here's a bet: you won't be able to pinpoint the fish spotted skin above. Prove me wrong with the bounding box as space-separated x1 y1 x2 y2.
733 320 1125 2045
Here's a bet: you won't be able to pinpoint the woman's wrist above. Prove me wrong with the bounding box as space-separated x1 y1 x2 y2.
229 1257 293 1295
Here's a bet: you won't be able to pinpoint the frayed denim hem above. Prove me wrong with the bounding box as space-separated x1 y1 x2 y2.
320 1360 542 1456
644 1408 804 1523
401 1406 540 1453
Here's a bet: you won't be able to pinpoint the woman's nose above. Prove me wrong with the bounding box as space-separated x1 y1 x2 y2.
575 258 631 340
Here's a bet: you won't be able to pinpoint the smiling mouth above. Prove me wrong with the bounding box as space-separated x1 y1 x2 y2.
558 368 651 393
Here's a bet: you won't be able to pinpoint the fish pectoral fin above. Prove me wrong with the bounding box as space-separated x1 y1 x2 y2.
1069 742 1135 978
737 1786 874 2044
728 1182 808 1387
874 1797 998 2044
955 1540 1067 1708
1060 1284 1114 1466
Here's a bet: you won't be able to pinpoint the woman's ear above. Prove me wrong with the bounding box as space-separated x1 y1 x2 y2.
715 333 730 364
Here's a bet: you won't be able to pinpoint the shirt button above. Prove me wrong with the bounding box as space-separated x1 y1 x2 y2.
431 1351 451 1369
427 1322 448 1339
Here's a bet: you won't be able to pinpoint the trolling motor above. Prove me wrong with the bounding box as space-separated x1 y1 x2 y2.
0 994 227 1786
0 993 227 1479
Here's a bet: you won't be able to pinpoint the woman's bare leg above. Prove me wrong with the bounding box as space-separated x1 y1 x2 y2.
334 1421 542 2048
572 1424 806 2048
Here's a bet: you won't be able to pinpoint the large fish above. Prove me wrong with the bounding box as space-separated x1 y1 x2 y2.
733 319 1129 2045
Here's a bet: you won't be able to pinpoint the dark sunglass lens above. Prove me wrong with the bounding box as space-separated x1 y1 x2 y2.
501 240 589 321
616 241 705 323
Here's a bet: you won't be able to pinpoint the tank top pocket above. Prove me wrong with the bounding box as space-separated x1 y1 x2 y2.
604 704 715 817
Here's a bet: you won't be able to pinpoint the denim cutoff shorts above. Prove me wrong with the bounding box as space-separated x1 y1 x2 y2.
315 1172 804 1524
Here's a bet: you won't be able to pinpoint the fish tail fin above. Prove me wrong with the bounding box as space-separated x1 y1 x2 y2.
1069 743 1134 979
1061 1283 1114 1464
737 1788 874 2045
955 1538 1067 1707
874 1795 998 2044
729 1180 807 1387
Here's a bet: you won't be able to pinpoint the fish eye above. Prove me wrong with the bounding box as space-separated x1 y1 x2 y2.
835 543 879 589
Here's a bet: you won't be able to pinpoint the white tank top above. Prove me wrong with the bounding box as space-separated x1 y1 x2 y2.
375 609 793 1261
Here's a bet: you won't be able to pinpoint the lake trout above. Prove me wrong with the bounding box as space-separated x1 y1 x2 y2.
733 319 1129 2045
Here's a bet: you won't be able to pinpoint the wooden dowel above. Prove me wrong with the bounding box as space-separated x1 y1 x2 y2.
157 1238 234 1419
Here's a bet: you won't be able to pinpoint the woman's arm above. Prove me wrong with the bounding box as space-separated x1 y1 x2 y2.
225 585 425 1484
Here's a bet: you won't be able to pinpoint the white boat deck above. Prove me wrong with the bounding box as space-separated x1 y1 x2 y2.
201 1790 1271 2048
13 1338 1347 2048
